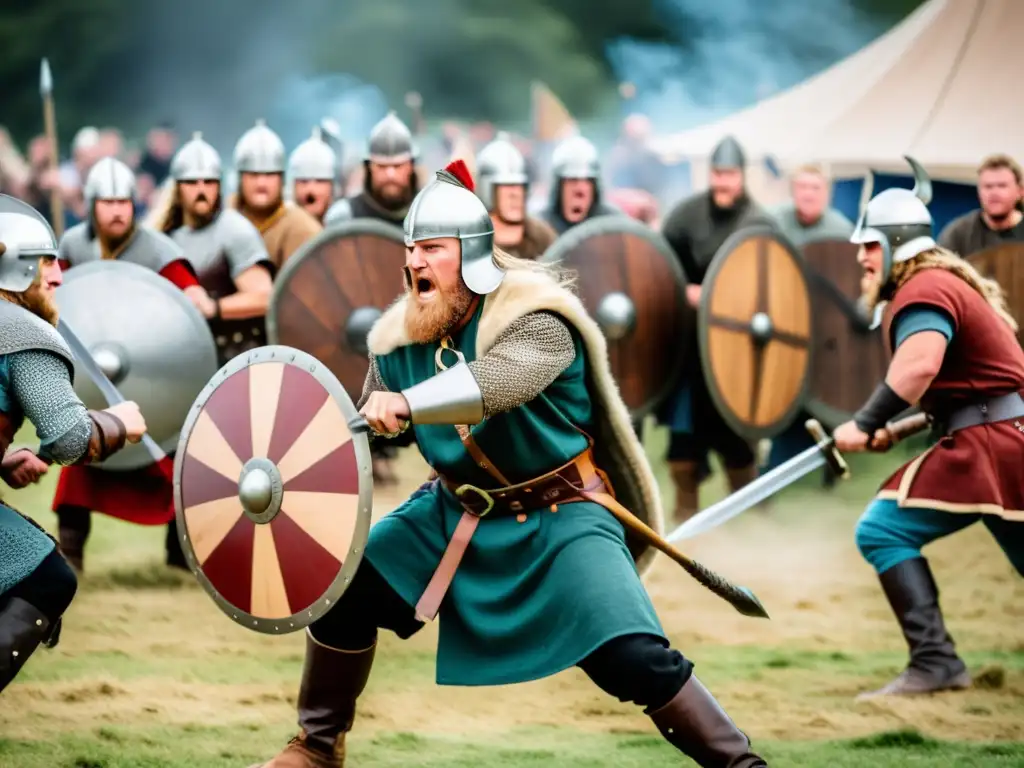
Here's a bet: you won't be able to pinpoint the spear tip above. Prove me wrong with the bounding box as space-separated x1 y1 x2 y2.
39 58 53 96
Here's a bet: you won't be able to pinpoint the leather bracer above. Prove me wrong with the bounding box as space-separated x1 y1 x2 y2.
81 410 127 464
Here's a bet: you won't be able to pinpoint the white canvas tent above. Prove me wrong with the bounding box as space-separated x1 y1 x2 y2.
654 0 1024 185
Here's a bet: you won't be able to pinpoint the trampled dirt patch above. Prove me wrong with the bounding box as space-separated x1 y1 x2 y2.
2 447 1022 748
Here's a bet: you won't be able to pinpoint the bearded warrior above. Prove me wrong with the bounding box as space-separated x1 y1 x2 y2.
322 111 421 483
538 135 623 235
475 132 556 260
657 136 778 523
0 195 147 692
231 119 323 269
938 153 1024 256
323 112 419 228
150 132 274 366
251 161 766 768
287 127 338 224
52 157 212 572
833 159 1024 699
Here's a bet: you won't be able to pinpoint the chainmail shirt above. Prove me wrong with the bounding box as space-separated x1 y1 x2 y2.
8 350 92 464
359 311 576 416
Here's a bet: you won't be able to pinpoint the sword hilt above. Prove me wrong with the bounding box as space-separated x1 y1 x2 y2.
805 419 850 479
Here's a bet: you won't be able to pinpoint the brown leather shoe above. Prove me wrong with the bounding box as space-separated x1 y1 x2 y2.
250 631 376 767
649 676 766 767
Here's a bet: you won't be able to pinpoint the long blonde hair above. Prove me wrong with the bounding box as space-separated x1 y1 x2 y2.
491 246 577 291
890 246 1018 332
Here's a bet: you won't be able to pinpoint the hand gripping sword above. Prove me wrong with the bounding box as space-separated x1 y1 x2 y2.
56 318 175 481
667 416 931 543
346 415 770 619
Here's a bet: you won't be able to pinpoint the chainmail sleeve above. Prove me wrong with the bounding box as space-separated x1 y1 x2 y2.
357 354 389 410
469 311 576 417
7 350 92 464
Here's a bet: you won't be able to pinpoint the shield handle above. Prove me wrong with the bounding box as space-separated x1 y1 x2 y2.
805 419 850 479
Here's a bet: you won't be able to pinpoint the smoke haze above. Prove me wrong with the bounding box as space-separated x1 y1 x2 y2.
119 0 900 157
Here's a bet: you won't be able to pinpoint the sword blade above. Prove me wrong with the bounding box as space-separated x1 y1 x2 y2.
666 443 827 543
57 319 167 463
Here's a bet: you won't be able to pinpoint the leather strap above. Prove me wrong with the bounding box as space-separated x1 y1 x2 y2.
415 348 508 622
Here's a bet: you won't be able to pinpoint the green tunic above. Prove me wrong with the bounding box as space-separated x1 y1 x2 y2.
368 303 665 686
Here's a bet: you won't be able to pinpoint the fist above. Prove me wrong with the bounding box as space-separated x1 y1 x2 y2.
105 401 147 443
868 428 893 453
833 420 870 453
0 449 49 489
185 286 217 319
360 392 411 437
686 284 702 308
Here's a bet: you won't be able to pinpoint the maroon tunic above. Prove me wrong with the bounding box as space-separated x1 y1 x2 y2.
876 268 1024 521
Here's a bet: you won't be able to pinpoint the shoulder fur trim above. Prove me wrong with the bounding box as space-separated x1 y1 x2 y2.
366 268 665 573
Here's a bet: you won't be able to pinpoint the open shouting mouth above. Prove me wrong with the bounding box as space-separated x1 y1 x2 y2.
412 272 437 302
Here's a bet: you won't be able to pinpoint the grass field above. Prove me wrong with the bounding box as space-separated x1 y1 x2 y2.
1 424 1022 767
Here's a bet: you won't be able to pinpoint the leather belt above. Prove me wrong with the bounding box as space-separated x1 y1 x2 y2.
413 423 610 623
945 391 1024 433
438 449 605 517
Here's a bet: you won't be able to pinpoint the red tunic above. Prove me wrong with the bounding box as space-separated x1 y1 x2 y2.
876 268 1024 521
51 258 197 525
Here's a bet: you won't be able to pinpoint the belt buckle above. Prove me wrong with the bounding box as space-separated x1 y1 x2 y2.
454 484 495 517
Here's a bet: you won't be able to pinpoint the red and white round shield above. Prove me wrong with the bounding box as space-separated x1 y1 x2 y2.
173 346 373 633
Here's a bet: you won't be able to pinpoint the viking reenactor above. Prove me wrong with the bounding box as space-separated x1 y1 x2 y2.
231 119 323 269
768 164 854 247
150 132 275 366
475 132 556 260
322 111 422 484
287 127 339 224
52 157 212 572
762 163 855 481
251 161 766 768
833 158 1024 698
538 135 622 235
0 195 147 692
323 112 419 228
939 154 1024 256
658 136 778 522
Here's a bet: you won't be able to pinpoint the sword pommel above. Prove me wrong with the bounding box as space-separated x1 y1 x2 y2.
806 419 850 479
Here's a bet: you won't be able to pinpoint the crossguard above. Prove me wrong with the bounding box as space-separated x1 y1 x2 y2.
805 419 851 479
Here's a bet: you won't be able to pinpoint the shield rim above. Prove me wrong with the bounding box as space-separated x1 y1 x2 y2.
801 236 878 430
540 215 691 419
698 225 814 441
265 217 406 346
58 259 218 471
173 344 374 634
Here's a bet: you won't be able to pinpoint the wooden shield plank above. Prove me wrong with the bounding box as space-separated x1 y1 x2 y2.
699 228 812 440
541 216 693 418
266 220 407 403
174 346 373 634
802 239 889 429
966 243 1024 347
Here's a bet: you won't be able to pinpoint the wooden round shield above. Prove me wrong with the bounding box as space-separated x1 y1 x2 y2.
541 216 693 418
266 219 407 403
967 243 1024 347
699 228 813 441
173 346 373 634
802 239 889 429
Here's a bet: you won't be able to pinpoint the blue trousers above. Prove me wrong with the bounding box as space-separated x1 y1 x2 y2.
855 498 1024 576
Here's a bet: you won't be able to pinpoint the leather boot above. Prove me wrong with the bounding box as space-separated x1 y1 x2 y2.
669 461 701 524
250 631 376 767
857 557 971 700
165 518 189 571
649 676 766 767
56 505 90 573
724 464 756 494
0 597 51 694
